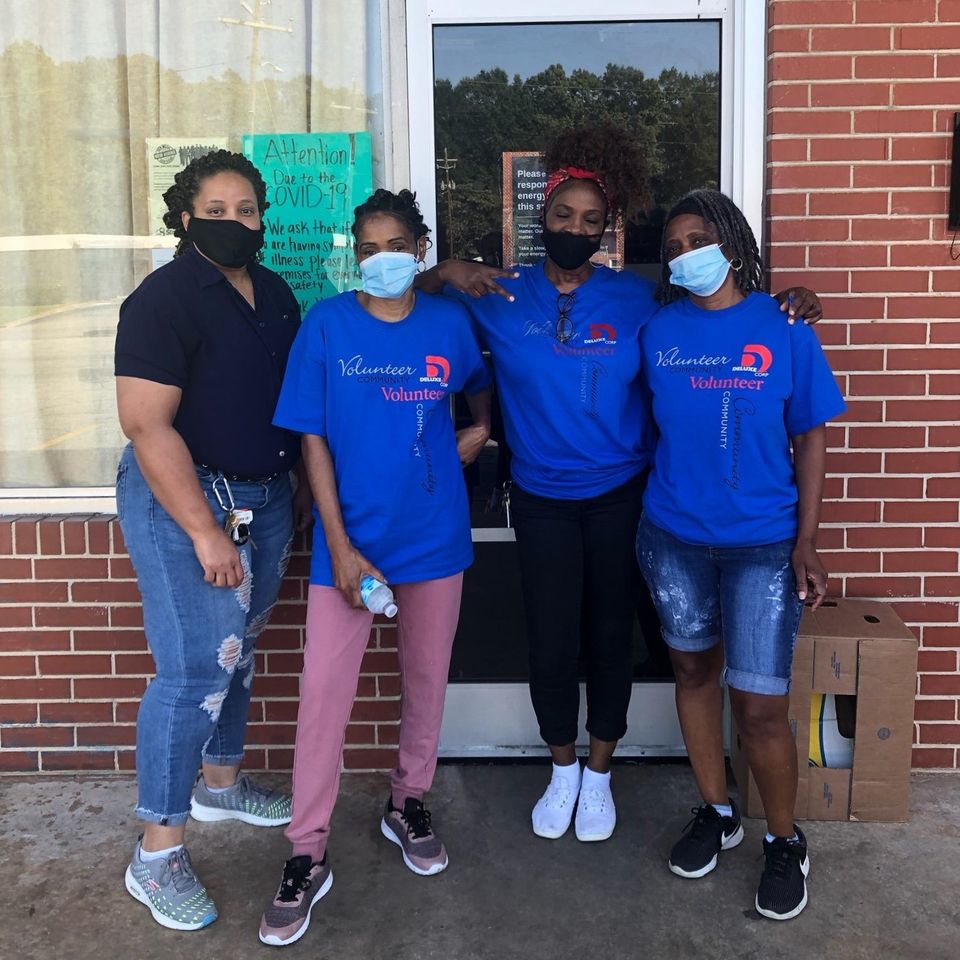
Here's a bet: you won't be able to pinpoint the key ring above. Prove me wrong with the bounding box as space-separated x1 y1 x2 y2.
212 475 236 514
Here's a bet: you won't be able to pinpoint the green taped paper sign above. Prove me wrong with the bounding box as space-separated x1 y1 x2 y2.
243 133 373 315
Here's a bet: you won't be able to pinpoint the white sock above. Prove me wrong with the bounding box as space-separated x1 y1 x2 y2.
580 767 611 791
139 842 184 862
766 832 799 843
203 778 236 794
711 803 733 818
552 760 582 782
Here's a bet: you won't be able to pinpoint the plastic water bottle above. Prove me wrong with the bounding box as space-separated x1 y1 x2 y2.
359 575 398 618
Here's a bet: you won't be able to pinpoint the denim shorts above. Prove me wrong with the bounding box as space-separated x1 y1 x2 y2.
635 513 803 696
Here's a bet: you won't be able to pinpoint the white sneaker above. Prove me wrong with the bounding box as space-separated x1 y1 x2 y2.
575 771 616 842
531 763 581 839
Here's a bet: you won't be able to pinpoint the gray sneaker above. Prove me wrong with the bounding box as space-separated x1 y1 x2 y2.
259 855 333 947
124 840 218 931
380 796 448 876
190 774 292 826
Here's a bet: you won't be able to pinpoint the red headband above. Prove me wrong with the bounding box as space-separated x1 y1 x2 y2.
543 166 611 209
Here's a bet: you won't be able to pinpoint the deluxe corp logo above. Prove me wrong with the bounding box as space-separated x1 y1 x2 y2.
420 355 450 386
732 343 773 376
583 323 617 345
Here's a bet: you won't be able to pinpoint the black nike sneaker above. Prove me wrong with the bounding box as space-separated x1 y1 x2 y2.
756 825 810 920
668 799 744 878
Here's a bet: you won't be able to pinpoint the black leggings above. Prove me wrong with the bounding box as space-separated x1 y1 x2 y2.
511 472 648 746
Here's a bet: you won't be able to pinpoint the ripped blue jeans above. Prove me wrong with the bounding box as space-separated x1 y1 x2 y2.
635 513 803 696
117 444 293 825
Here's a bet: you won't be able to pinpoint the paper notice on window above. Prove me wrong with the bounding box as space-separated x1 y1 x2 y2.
146 138 230 237
243 133 374 316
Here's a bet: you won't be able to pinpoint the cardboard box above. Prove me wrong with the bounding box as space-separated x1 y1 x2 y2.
730 598 918 822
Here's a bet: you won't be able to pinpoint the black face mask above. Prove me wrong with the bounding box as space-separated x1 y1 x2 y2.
187 217 265 268
541 227 604 270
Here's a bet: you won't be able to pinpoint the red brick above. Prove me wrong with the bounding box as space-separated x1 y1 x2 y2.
911 746 955 767
0 558 32 579
38 654 112 676
377 723 400 746
864 0 938 19
268 603 308 625
930 322 960 343
265 748 294 770
823 348 885 371
252 676 300 698
889 348 960 370
770 164 852 189
342 748 397 771
75 725 138 747
928 478 960 500
817 296 885 320
924 529 960 549
73 677 147 699
0 656 37 676
117 751 137 771
767 245 807 269
884 501 958 523
856 53 935 78
771 2 854 26
34 606 108 628
885 551 958 573
86 521 111 555
809 138 887 162
887 399 959 421
39 701 114 723
821 500 881 523
810 25 890 50
846 527 922 548
0 581 68 603
826 451 881 472
264 652 304 674
809 245 886 267
845 577 921 597
894 80 960 106
257 627 303 651
0 630 69 652
816 528 846 550
62 522 87 555
847 477 924 499
0 703 37 723
850 323 928 345
34 558 108 580
890 138 949 162
38 519 62 555
360 650 400 674
808 192 888 215
769 111 852 136
769 28 810 54
13 520 37 554
769 85 812 109
114 654 155 675
887 451 960 474
890 244 955 267
854 164 933 188
813 82 892 108
350 698 401 722
930 426 960 446
263 700 300 723
114 701 140 723
854 108 935 133
919 650 959 672
847 372 927 397
917 724 960 745
937 52 960 77
891 190 951 215
897 25 960 50
850 271 930 293
69 580 142 603
1 726 73 748
767 194 808 217
42 751 116 771
0 607 32 628
244 723 296 747
921 625 960 645
769 219 851 242
0 521 13 556
109 557 136 579
0 751 39 772
915 699 957 721
893 601 959 624
0 677 71 699
73 629 146 652
343 722 374 745
928 374 960 394
925 577 960 598
821 550 880 572
109 606 143 627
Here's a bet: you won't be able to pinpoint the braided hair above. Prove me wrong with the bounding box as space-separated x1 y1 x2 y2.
656 189 764 305
162 150 269 258
542 121 650 223
352 189 431 243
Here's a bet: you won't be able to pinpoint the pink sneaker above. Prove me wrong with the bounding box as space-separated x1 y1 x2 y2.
380 797 449 876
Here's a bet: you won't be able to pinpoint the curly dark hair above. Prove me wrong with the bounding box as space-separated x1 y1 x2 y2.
655 189 764 305
162 149 269 258
542 121 650 223
351 188 432 243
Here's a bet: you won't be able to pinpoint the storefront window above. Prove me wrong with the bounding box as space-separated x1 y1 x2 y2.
0 0 384 490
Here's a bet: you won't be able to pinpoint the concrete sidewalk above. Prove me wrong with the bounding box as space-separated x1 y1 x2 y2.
1 763 957 960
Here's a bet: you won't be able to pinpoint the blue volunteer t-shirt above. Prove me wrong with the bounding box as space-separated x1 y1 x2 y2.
274 291 491 586
445 261 657 500
642 291 846 547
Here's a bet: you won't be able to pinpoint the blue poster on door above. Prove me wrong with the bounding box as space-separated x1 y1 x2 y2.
243 132 374 315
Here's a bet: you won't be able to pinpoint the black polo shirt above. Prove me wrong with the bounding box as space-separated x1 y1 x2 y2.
115 246 301 477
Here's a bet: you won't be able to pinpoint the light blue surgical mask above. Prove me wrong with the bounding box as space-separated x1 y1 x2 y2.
359 251 418 298
668 243 732 296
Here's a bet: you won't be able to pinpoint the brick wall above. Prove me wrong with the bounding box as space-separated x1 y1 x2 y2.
2 0 960 774
0 517 401 773
767 0 960 768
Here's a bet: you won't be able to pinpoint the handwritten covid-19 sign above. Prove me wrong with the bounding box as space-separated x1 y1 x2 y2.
243 133 373 315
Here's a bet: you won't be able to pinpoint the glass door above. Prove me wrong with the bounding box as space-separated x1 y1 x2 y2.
405 1 764 755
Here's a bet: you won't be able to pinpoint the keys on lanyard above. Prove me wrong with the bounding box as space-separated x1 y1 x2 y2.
502 480 512 529
212 476 255 548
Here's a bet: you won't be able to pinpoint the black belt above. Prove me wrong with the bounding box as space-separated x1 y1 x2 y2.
196 463 283 483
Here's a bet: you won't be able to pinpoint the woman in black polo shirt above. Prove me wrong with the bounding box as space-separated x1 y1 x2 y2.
114 150 312 931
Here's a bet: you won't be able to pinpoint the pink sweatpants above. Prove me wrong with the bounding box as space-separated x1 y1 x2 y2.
285 573 463 862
